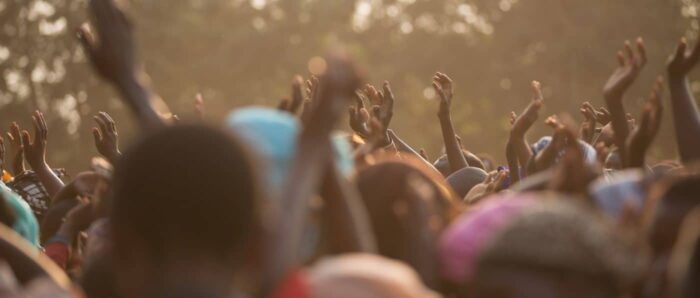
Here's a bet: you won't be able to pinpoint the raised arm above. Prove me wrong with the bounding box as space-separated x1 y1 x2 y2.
603 38 646 167
320 161 376 254
263 52 361 294
666 34 700 163
626 78 664 168
21 111 63 198
509 81 544 170
433 72 468 174
78 0 166 131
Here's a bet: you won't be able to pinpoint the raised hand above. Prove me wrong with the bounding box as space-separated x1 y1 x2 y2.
626 77 664 168
595 106 612 125
668 34 700 79
21 111 48 170
77 0 166 130
509 81 544 169
348 92 371 137
603 38 646 166
432 72 469 174
603 38 647 101
579 102 598 144
7 122 25 174
20 111 64 197
92 112 121 164
433 72 454 119
666 32 700 163
265 51 363 293
549 126 598 195
77 0 136 84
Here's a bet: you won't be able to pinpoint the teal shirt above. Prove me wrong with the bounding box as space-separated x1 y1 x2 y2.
1 182 40 247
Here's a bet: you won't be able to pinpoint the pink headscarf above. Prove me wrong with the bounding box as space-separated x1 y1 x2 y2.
438 193 537 284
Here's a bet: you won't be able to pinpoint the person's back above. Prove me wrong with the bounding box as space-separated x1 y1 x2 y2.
110 125 262 297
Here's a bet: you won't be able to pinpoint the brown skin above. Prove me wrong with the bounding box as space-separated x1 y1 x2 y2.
603 38 647 167
6 122 25 175
433 72 469 175
77 0 166 131
666 32 700 163
263 51 365 296
509 81 544 171
21 110 64 198
626 78 664 168
92 111 121 164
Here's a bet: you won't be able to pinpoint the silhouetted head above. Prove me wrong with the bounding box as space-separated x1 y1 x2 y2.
433 150 485 177
471 199 641 298
356 155 458 283
110 125 261 296
445 167 488 199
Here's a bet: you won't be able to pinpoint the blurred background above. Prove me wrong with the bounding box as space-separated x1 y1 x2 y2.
0 0 698 175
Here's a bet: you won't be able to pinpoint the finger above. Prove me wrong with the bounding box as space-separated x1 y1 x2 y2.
94 114 109 134
636 37 647 66
359 107 370 122
101 111 117 132
31 115 41 142
617 51 626 67
348 106 357 120
37 111 48 138
76 25 97 59
624 40 635 63
382 81 395 109
290 75 304 113
10 122 20 140
674 38 688 62
432 82 446 101
92 127 102 145
20 130 31 148
531 80 543 101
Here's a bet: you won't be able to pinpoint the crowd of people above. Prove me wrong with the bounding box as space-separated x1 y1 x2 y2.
0 0 699 297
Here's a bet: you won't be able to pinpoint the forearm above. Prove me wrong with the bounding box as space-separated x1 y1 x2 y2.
115 76 166 131
320 163 376 254
264 139 333 293
506 142 520 185
439 115 468 174
32 162 64 198
11 151 24 175
604 95 629 165
388 130 439 171
668 77 700 163
508 131 532 170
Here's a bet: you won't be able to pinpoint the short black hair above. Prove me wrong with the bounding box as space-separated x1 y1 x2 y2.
110 125 261 264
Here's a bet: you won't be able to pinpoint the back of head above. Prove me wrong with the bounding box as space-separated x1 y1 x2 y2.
433 150 485 177
356 157 456 264
445 167 488 199
472 200 640 298
111 125 260 264
307 253 439 298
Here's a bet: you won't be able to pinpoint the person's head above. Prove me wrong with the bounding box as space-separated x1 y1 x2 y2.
644 171 700 257
433 150 485 176
471 199 641 298
668 208 700 298
225 107 353 197
445 167 488 199
306 253 440 298
356 155 458 281
110 125 261 296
